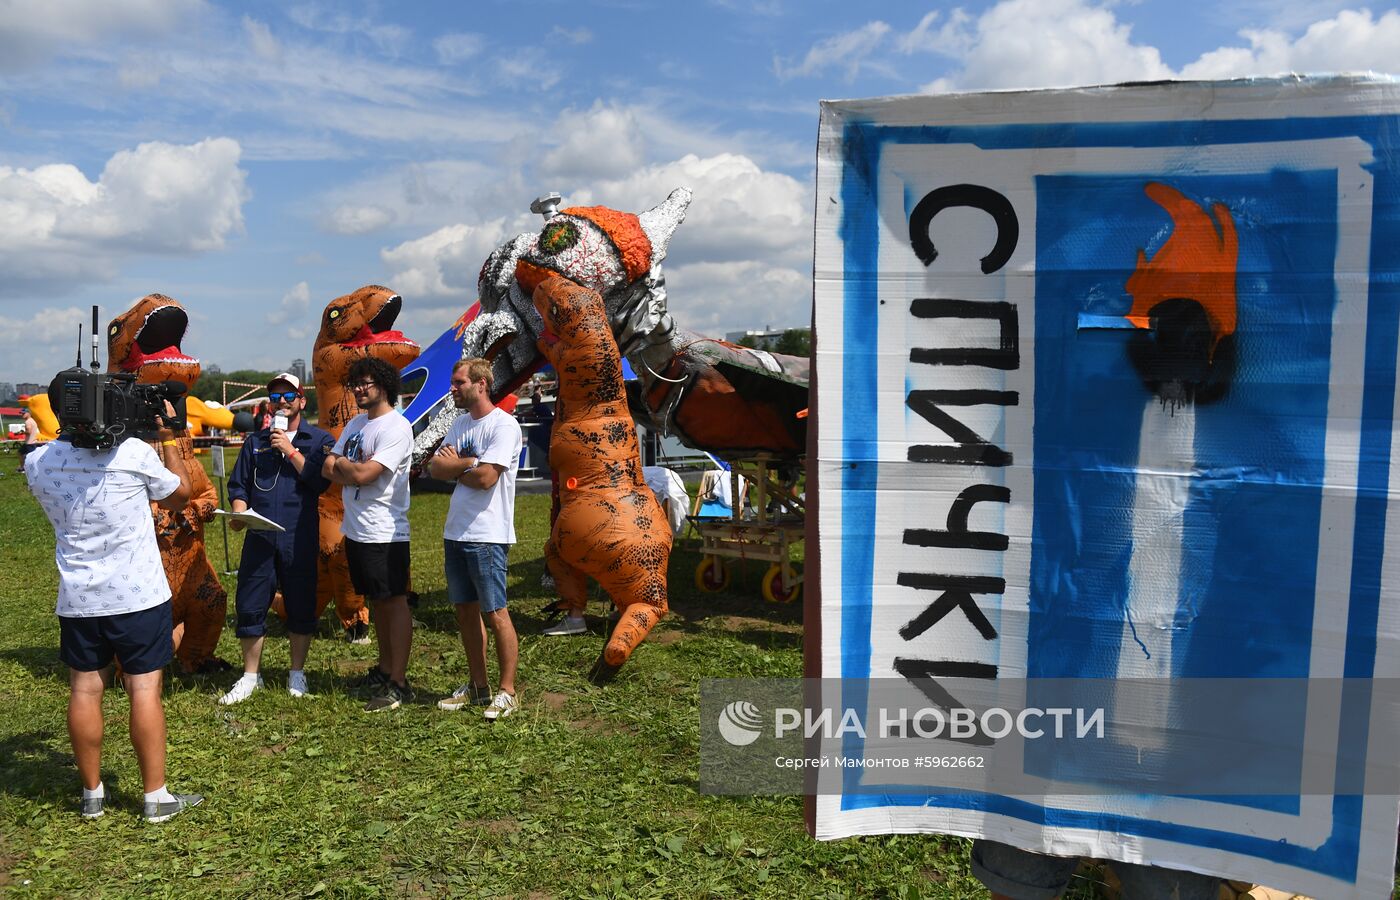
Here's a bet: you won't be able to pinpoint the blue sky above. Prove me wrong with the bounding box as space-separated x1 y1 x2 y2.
2 0 1397 388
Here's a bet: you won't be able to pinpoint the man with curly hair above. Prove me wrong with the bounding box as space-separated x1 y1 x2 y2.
322 357 416 712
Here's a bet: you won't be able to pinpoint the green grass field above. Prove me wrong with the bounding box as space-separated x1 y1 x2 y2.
0 448 1041 899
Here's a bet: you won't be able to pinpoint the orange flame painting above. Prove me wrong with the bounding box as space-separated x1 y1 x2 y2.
1124 182 1239 356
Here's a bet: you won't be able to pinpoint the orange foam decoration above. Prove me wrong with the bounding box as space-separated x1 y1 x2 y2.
562 206 652 283
515 259 554 295
1125 182 1238 353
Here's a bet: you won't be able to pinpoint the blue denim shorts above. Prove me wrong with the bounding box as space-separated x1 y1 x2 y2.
443 540 509 612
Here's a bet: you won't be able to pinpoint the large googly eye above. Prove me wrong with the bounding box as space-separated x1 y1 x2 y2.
108 325 119 336
540 221 579 255
328 308 342 320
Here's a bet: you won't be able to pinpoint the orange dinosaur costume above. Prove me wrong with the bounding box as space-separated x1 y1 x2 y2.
307 286 420 634
516 205 676 682
107 294 229 672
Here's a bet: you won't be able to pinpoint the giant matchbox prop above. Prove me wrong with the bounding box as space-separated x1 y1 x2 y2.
810 76 1400 898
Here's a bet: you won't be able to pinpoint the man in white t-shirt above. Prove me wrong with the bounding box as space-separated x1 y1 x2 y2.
23 399 204 823
427 358 523 721
322 357 416 713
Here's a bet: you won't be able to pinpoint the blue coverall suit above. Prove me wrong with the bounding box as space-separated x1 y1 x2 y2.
227 420 335 637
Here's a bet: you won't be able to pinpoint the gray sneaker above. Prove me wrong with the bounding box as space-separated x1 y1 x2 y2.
364 681 411 713
143 792 204 823
80 795 105 819
348 666 390 696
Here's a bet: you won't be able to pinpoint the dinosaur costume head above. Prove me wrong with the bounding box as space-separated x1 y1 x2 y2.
107 293 201 386
312 284 420 435
460 189 691 401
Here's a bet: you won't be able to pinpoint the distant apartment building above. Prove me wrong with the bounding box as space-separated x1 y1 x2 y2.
16 382 43 398
0 383 14 404
290 359 307 382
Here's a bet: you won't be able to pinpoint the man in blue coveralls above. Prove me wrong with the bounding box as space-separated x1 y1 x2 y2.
219 373 335 704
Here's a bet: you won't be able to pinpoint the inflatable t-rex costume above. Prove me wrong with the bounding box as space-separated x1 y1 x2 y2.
412 189 809 466
108 294 229 672
512 203 687 681
309 286 420 634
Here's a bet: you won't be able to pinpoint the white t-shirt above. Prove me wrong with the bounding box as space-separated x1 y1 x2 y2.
442 407 522 544
332 411 414 543
25 437 180 617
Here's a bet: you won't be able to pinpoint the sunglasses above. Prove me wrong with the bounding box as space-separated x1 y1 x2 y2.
349 381 377 392
268 391 299 402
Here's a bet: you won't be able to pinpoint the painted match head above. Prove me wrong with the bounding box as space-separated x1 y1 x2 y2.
1125 183 1240 407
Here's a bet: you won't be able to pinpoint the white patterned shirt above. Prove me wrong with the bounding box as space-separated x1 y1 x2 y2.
25 438 179 617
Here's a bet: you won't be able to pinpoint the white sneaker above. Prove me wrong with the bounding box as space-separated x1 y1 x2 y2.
483 690 518 721
287 671 309 698
437 682 491 711
542 615 586 636
218 674 263 705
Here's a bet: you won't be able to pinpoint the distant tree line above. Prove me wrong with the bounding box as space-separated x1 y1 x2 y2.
739 327 811 357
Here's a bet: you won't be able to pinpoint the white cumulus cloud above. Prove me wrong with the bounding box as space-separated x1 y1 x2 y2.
1181 8 1400 79
324 204 395 235
566 153 811 269
0 138 249 295
774 21 892 81
268 280 311 327
0 305 110 381
539 102 648 181
380 219 510 301
666 261 810 336
0 0 205 71
897 1 1400 94
911 0 1171 92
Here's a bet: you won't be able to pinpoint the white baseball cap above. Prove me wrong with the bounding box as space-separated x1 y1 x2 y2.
268 373 303 395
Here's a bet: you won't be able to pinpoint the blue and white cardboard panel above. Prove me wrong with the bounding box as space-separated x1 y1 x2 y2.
813 77 1400 898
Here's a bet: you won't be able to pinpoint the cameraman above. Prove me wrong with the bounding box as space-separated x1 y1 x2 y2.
24 399 205 823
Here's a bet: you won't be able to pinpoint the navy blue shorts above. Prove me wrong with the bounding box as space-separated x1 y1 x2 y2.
59 601 173 675
444 540 509 612
345 538 410 601
235 535 318 637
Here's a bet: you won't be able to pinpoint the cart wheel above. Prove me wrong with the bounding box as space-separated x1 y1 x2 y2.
761 564 802 604
695 557 730 592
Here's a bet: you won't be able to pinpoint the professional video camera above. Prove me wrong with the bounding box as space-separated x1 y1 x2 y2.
49 307 188 450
